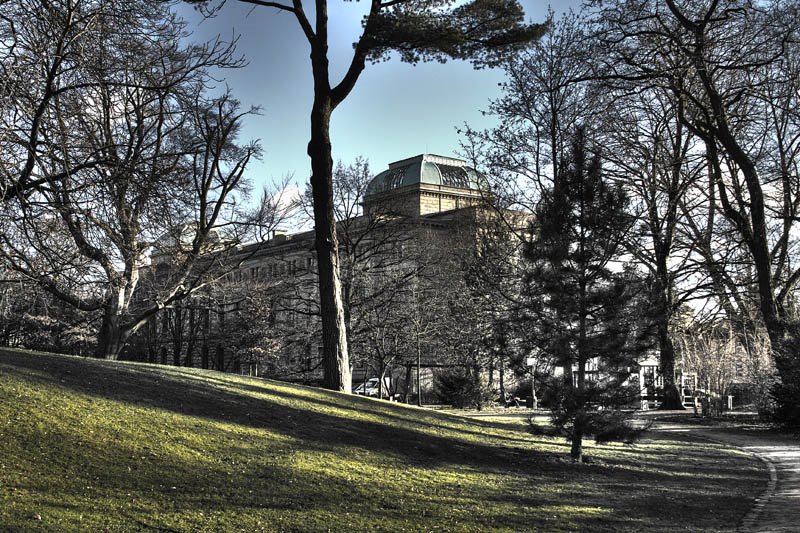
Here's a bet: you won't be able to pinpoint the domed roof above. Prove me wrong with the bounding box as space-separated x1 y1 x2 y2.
150 223 230 264
366 154 488 196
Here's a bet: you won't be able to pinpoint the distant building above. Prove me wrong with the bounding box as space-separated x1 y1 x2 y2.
129 154 499 401
126 154 701 409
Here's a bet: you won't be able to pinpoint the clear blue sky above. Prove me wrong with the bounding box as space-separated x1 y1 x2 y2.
177 1 584 190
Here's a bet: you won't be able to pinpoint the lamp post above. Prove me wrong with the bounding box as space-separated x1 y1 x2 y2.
417 338 422 407
526 356 537 409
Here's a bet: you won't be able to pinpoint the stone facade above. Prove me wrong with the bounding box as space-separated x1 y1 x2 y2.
129 155 500 400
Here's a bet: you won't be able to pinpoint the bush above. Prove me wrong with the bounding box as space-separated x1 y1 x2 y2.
433 368 494 410
769 341 800 426
592 411 649 444
511 379 533 400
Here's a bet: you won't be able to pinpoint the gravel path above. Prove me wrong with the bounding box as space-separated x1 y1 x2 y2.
651 417 799 533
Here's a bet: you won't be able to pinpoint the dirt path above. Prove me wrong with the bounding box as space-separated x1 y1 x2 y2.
651 417 799 533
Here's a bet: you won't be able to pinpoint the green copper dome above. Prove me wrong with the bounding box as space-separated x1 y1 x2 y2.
366 154 488 196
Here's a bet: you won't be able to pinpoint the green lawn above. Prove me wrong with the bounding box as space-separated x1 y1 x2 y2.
0 349 764 532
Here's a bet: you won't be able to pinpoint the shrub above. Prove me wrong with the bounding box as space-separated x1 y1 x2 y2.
433 368 494 410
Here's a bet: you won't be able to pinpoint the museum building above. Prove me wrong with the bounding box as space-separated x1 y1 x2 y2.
132 154 497 399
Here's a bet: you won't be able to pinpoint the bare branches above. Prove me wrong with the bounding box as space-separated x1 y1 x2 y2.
238 0 294 13
330 0 381 108
0 0 265 358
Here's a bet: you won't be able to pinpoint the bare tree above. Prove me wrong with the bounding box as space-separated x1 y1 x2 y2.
600 83 708 407
289 157 431 388
0 0 102 202
0 270 94 354
595 0 800 424
676 319 775 416
463 9 598 213
187 0 545 393
0 3 266 359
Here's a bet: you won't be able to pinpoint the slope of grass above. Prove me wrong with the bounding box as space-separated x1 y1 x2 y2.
0 348 764 532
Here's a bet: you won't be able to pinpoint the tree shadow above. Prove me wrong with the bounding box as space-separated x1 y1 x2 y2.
1 352 560 470
202 375 553 448
0 349 766 532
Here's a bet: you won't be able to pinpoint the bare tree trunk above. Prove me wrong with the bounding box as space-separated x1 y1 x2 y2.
570 421 584 461
185 307 195 368
654 261 682 409
571 357 585 462
416 336 422 407
404 363 412 403
379 361 386 401
308 91 351 393
172 307 183 367
216 345 225 371
95 304 127 360
499 355 505 399
658 320 682 409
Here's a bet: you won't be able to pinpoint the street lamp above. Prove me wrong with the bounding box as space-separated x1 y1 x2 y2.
526 356 537 409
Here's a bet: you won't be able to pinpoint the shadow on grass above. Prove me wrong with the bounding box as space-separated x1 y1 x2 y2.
196 373 552 449
0 351 555 470
1 350 757 477
0 349 766 532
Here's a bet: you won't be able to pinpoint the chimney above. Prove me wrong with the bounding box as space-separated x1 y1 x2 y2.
272 229 289 243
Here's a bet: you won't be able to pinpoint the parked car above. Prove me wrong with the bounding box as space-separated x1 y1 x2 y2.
353 378 381 397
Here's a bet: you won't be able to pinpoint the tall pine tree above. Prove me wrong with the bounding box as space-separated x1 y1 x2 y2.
524 128 648 461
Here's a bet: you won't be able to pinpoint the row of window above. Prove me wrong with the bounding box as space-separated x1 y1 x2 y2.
234 242 409 283
226 257 317 283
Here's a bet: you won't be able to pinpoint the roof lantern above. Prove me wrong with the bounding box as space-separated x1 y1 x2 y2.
365 154 488 196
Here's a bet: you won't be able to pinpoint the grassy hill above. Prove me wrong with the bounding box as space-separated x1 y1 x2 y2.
0 348 763 532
